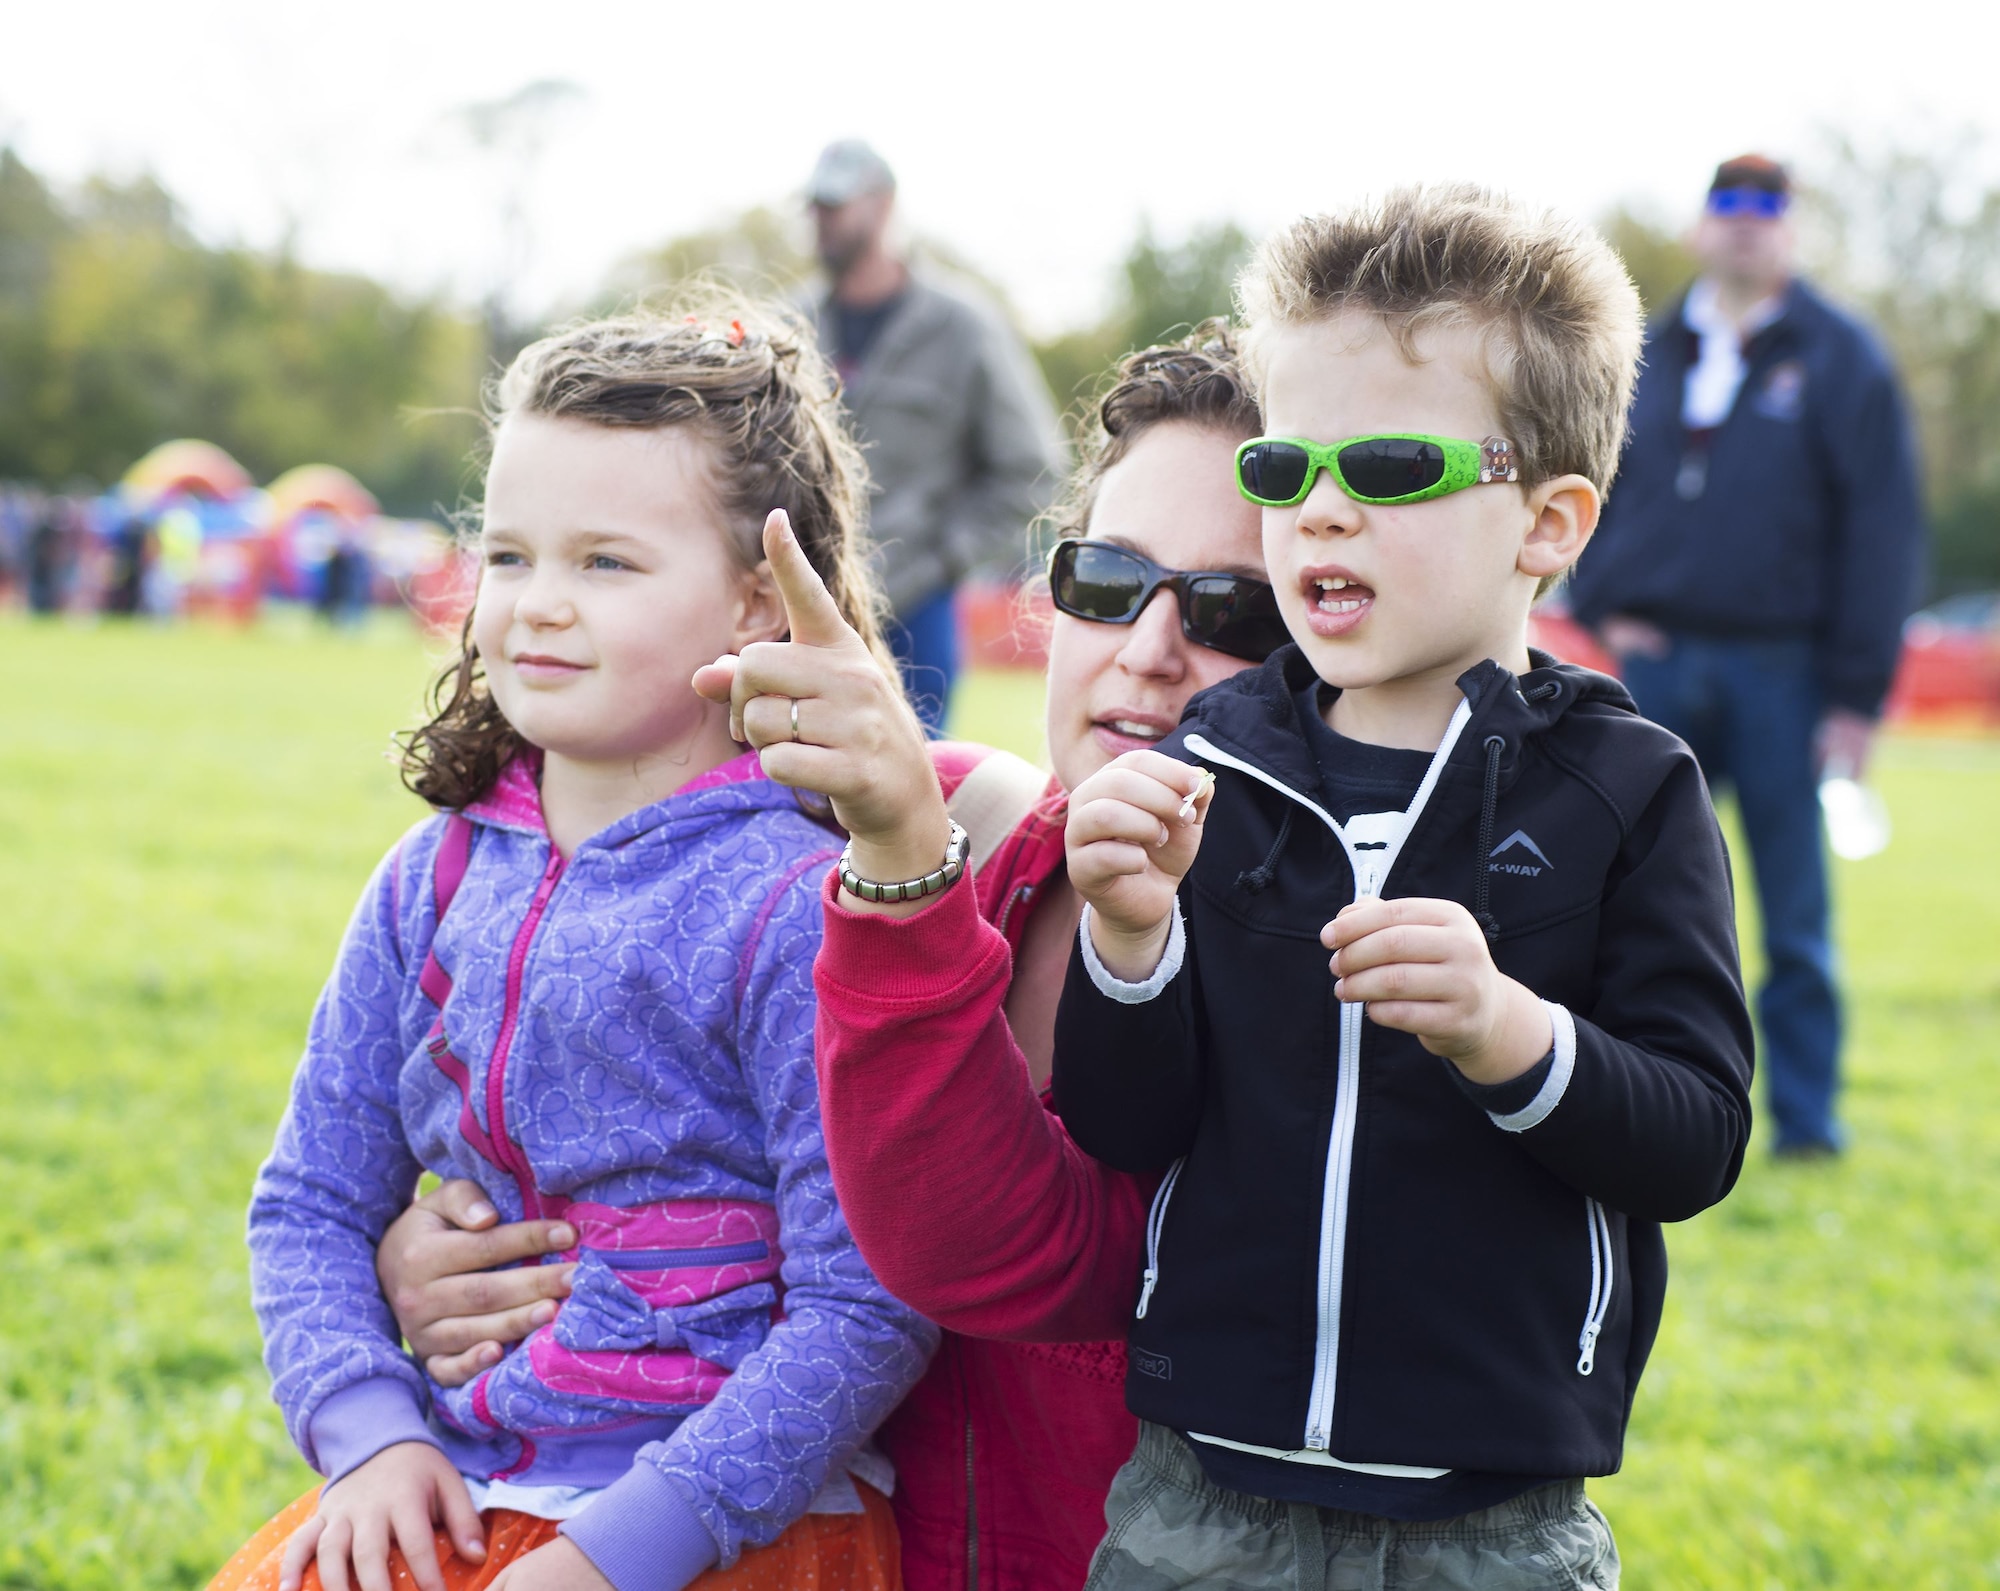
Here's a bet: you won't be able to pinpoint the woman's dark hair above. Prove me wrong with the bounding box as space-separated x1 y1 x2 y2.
399 290 894 811
1044 318 1264 545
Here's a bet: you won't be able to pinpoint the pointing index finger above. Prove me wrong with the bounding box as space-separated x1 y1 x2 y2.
763 510 852 649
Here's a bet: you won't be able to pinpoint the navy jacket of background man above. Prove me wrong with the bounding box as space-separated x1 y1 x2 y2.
1568 278 1925 718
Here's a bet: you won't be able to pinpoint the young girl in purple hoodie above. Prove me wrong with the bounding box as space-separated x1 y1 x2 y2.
213 302 937 1591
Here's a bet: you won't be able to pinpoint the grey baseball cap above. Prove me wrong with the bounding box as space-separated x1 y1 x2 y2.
807 139 896 206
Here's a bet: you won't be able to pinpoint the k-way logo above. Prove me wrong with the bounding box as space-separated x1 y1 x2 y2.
1488 830 1553 877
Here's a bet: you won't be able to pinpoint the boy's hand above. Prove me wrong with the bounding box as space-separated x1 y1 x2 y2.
1066 752 1211 980
1322 897 1552 1085
279 1441 484 1591
487 1536 616 1590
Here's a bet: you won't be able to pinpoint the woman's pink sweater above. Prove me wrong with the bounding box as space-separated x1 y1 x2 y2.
812 744 1153 1591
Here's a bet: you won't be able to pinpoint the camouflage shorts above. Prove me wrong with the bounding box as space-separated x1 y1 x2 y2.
1083 1424 1619 1591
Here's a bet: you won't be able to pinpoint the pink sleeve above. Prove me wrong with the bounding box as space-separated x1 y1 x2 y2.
813 872 1153 1344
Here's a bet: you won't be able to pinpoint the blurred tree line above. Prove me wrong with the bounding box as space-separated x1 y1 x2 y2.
0 149 483 516
1 138 1994 592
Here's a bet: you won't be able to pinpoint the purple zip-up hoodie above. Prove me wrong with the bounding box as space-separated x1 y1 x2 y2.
249 751 938 1591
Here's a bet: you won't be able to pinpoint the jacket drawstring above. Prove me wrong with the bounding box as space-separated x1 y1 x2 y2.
1474 681 1561 938
1235 806 1296 894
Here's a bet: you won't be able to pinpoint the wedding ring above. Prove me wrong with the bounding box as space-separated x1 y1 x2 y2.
789 698 802 742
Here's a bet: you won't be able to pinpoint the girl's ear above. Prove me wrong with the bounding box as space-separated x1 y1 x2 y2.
1518 473 1601 583
730 558 790 650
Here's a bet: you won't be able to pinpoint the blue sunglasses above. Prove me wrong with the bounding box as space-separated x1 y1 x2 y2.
1708 186 1788 220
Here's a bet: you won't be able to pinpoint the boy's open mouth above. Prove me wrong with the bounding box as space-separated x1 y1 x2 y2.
1300 568 1375 638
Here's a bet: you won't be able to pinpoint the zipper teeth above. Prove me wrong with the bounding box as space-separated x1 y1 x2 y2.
590 1240 771 1270
1135 1158 1184 1319
964 1416 978 1591
1303 1001 1363 1448
486 849 567 1219
1184 706 1474 1454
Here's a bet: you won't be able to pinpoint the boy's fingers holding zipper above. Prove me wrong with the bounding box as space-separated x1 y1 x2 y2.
1321 896 1460 952
1322 897 1394 951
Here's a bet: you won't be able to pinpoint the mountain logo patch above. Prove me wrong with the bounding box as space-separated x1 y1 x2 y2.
1488 830 1553 877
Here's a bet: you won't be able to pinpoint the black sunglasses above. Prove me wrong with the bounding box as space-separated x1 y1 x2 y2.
1046 539 1288 662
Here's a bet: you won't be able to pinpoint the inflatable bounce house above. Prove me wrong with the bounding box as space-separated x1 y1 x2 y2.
101 442 456 625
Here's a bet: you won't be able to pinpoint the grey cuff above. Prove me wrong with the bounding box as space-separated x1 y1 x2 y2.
1487 1002 1577 1133
560 1462 721 1591
1078 901 1185 1003
309 1376 439 1486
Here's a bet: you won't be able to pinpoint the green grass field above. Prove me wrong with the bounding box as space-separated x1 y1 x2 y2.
2 619 1995 1589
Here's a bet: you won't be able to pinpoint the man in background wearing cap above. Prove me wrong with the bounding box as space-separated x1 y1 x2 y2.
806 139 1065 732
1571 155 1926 1159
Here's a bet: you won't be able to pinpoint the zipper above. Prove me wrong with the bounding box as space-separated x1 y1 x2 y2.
994 881 1034 939
1578 1197 1614 1375
1134 1157 1184 1319
963 1411 979 1591
1184 702 1473 1452
590 1240 771 1271
485 846 567 1222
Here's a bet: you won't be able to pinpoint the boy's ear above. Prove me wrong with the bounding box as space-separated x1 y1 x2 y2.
731 558 790 650
1518 474 1601 583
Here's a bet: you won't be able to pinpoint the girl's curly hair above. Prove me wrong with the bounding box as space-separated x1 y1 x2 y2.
400 291 895 810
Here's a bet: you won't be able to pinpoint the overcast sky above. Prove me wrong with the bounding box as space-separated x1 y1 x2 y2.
6 0 1996 335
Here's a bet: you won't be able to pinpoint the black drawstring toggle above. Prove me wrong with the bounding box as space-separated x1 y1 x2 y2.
1235 806 1296 894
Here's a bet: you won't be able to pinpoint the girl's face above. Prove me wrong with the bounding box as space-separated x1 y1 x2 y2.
474 414 780 772
1044 421 1268 796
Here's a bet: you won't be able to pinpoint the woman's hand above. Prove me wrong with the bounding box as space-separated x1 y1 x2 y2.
376 1180 576 1386
693 511 951 917
279 1441 484 1591
486 1536 616 1590
1065 751 1210 980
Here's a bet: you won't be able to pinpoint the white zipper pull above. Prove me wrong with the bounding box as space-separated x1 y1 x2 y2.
1136 1267 1159 1320
1577 1325 1600 1376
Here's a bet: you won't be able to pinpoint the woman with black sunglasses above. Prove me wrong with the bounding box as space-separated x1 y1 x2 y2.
369 328 1276 1591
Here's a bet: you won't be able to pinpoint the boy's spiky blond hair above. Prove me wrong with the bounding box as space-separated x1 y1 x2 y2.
1237 185 1643 496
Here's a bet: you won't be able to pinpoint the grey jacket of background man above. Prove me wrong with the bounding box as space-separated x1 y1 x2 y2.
812 272 1066 615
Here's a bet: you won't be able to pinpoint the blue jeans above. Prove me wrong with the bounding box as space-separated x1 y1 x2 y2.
887 587 960 737
1621 636 1842 1150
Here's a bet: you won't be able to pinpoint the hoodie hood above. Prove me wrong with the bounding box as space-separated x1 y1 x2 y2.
1179 643 1635 800
462 747 826 850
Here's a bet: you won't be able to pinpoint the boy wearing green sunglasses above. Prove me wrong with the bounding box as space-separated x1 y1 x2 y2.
1050 188 1753 1589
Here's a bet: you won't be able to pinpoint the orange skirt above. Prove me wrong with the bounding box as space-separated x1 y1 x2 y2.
209 1481 900 1591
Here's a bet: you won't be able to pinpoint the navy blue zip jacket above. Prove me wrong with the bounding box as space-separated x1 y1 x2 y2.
1051 648 1753 1479
1567 278 1924 718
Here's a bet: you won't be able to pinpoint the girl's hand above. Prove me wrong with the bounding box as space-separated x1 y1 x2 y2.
1321 897 1552 1084
279 1441 484 1591
486 1536 616 1590
692 511 950 917
1066 751 1210 980
376 1180 575 1387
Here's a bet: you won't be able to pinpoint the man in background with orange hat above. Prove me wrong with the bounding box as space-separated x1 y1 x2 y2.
1571 154 1926 1159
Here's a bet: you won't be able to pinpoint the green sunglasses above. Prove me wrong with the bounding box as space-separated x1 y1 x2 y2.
1234 433 1520 508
